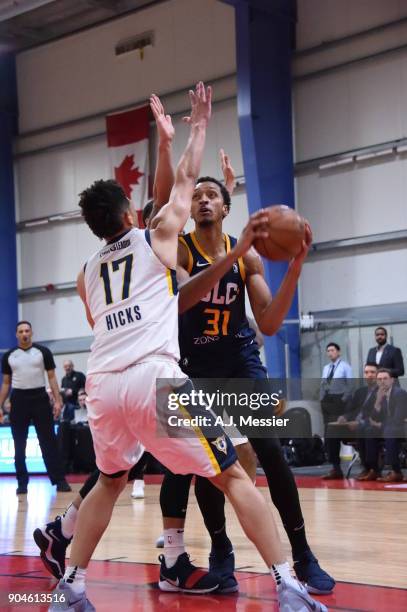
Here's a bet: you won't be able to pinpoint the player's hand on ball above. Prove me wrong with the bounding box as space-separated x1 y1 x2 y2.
291 220 312 271
235 209 269 257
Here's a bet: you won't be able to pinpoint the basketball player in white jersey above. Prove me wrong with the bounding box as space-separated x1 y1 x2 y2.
49 82 326 612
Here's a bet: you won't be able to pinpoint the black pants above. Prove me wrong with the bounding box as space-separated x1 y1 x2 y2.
321 395 346 433
384 438 402 472
160 432 308 559
57 421 76 473
10 388 64 487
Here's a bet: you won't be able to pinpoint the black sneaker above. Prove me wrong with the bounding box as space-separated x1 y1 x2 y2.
158 553 219 593
16 485 28 495
33 516 71 579
294 550 335 594
209 548 238 593
56 479 72 492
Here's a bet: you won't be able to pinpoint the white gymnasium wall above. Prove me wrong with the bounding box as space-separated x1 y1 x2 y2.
16 0 236 133
294 0 407 314
14 0 252 345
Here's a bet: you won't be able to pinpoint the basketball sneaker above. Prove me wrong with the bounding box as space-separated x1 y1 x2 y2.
131 479 145 499
277 578 328 611
33 516 71 579
209 548 238 593
155 534 164 548
294 550 335 594
48 580 95 611
158 552 219 593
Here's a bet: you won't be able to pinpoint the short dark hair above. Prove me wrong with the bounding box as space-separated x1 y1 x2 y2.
142 199 154 226
326 342 340 351
377 367 393 377
79 179 129 239
375 326 387 336
196 176 231 211
78 388 87 396
365 362 378 369
16 320 32 331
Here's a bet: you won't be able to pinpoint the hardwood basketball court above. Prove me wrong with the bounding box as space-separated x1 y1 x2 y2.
1 474 406 611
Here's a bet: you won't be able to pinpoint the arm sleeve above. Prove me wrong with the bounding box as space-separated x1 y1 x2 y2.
38 345 56 371
391 348 404 378
1 351 12 375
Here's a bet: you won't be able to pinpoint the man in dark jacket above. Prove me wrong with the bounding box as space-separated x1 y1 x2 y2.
323 362 378 480
373 369 407 482
60 360 86 405
366 327 404 379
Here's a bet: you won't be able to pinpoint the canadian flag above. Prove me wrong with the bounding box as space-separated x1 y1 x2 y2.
105 105 150 227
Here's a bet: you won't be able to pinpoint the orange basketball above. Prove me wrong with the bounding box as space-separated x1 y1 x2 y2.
253 205 306 261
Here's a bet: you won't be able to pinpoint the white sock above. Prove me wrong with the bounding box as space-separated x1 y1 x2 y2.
271 561 299 590
63 565 86 596
163 528 185 568
61 503 78 539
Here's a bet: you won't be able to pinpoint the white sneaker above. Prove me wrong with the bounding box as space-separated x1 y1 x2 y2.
48 580 95 611
131 479 145 499
156 534 164 548
277 578 328 611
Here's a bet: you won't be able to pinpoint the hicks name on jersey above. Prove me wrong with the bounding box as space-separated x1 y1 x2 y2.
106 305 141 331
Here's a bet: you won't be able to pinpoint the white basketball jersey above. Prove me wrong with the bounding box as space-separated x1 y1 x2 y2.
84 228 179 374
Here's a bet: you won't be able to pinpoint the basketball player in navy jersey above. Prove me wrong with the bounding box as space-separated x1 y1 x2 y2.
143 95 334 595
46 83 326 612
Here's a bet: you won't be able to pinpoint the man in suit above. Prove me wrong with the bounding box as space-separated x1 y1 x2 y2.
323 362 378 480
366 327 404 379
371 369 407 482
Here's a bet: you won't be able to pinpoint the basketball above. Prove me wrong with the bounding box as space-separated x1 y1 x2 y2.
253 205 306 260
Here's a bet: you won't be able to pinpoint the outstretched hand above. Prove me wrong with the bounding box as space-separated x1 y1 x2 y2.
234 209 270 258
220 148 236 195
182 81 212 127
150 94 175 143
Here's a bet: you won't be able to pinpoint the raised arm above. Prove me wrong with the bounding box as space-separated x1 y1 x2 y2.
149 82 211 269
220 148 236 195
245 224 312 336
149 94 175 220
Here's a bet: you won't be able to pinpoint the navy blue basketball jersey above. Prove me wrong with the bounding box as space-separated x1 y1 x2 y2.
178 231 256 369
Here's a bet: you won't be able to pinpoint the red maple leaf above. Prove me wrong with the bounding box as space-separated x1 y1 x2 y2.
114 154 144 199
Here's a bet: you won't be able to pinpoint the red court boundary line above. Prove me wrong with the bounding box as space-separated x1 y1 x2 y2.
1 472 406 492
1 555 407 612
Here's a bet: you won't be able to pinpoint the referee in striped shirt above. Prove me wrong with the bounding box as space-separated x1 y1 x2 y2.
0 321 71 495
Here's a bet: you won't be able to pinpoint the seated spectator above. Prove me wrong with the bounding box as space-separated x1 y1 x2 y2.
74 389 88 424
1 398 11 423
373 369 407 483
57 397 76 474
323 362 378 480
60 360 86 405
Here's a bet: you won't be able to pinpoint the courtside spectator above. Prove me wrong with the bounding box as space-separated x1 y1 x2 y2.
323 363 378 480
61 360 86 405
366 327 404 379
320 343 353 435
